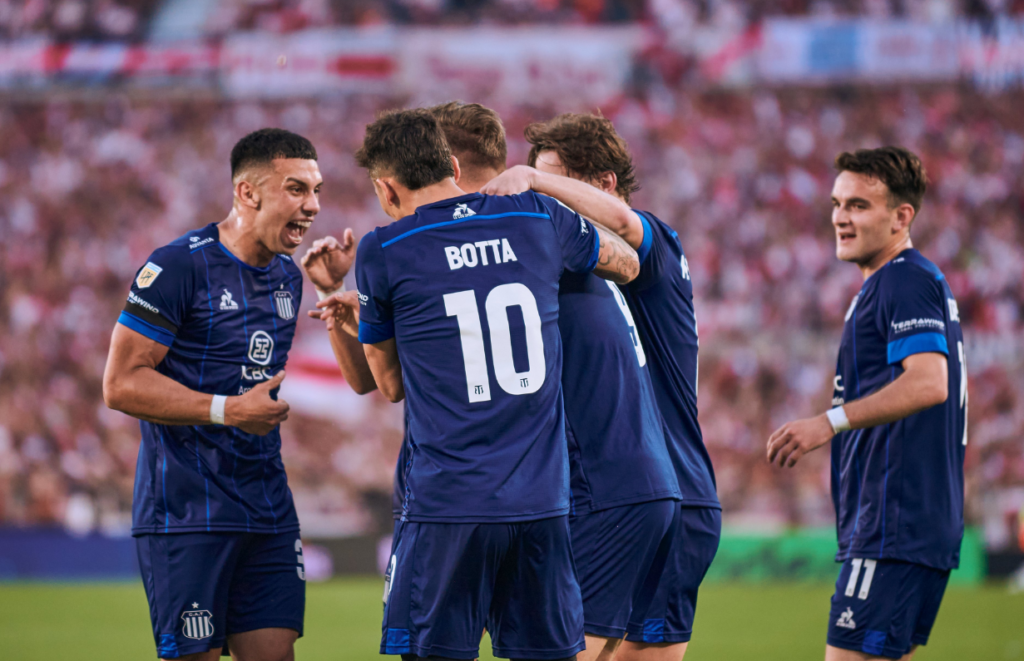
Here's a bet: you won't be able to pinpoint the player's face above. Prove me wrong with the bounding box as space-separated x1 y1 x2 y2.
256 158 322 256
831 171 900 266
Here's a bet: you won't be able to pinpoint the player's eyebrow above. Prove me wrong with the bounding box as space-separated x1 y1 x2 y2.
284 176 321 189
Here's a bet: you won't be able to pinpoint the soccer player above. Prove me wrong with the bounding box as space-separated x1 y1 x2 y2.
766 147 966 661
336 108 639 661
483 113 721 661
102 129 319 661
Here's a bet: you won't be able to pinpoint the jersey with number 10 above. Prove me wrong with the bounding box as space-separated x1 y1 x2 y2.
832 248 965 570
356 191 600 523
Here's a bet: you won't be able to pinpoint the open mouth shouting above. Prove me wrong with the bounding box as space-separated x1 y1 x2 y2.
837 228 856 245
283 218 313 249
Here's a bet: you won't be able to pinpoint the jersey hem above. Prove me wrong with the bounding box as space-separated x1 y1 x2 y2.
678 498 722 509
400 506 570 523
580 490 683 514
834 549 959 572
131 522 301 536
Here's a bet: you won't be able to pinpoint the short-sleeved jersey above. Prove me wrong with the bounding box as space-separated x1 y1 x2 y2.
831 248 966 570
559 269 680 512
356 191 599 523
118 223 302 535
618 212 720 509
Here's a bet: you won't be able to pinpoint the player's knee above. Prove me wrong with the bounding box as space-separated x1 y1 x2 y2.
511 657 577 661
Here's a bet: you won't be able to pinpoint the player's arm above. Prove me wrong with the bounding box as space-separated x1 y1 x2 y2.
363 338 404 403
481 165 645 249
767 352 948 468
103 324 289 435
593 224 640 284
301 232 378 394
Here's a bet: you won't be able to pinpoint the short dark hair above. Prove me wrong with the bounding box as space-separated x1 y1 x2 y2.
427 101 507 174
525 112 639 204
355 109 455 190
834 146 929 213
230 128 317 179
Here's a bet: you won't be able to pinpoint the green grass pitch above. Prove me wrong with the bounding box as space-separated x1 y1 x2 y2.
0 578 1020 660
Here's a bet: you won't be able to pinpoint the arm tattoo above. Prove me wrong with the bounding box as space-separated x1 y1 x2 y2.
595 225 639 283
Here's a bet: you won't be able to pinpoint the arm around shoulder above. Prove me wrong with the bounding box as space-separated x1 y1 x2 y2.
592 225 639 284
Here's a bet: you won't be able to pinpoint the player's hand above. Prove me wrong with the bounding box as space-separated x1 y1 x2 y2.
309 290 361 337
766 413 834 468
225 371 290 436
300 230 355 292
480 165 537 196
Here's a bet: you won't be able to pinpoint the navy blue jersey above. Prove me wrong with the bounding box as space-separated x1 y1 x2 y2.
118 223 301 535
356 191 599 523
618 212 719 508
559 270 679 512
831 248 966 570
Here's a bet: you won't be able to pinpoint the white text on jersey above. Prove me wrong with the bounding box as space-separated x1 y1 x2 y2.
445 239 518 270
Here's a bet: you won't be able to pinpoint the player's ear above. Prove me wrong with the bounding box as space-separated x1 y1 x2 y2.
451 155 462 185
376 178 401 209
597 171 617 196
893 202 915 234
235 178 261 211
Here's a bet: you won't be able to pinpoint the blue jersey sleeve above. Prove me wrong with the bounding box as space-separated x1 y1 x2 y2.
628 211 674 292
117 246 193 347
355 231 395 344
535 193 600 274
879 264 949 365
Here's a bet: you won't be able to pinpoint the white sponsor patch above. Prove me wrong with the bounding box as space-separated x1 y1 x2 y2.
248 330 274 366
891 318 945 334
135 262 163 289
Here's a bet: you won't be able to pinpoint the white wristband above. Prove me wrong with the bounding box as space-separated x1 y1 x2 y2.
316 283 345 301
826 406 851 434
210 395 227 426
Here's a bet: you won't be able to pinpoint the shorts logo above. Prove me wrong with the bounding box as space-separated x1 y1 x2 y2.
835 607 856 630
220 289 239 311
181 603 214 640
383 554 397 605
136 262 163 289
274 290 295 320
248 330 274 366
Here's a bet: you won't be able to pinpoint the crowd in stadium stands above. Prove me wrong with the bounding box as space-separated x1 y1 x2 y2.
3 0 1024 42
0 82 1022 551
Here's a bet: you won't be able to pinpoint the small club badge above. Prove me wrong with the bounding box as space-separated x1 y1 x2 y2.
136 262 163 289
181 603 214 640
274 290 295 320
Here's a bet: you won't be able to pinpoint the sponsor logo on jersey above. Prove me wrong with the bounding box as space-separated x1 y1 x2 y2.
891 317 944 334
453 203 476 220
274 290 295 320
136 262 163 289
580 217 589 235
357 290 368 305
832 375 845 407
948 298 960 323
835 607 856 630
181 604 214 640
681 254 691 280
189 236 215 250
128 291 160 315
220 289 239 311
248 330 274 366
444 238 517 270
241 365 273 381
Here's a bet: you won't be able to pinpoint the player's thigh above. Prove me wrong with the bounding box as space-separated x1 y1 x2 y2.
625 507 721 645
227 627 299 661
827 558 949 660
384 520 509 659
616 640 688 661
570 499 676 639
137 532 244 659
225 531 305 642
165 650 223 661
489 516 585 660
825 644 917 661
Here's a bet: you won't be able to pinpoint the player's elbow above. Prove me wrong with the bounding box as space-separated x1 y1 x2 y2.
922 379 948 408
380 384 404 403
102 373 128 412
612 254 640 284
349 378 378 396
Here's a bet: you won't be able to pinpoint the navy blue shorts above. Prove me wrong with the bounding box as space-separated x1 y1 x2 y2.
624 506 721 644
382 516 584 660
570 499 676 638
136 531 305 658
827 557 950 659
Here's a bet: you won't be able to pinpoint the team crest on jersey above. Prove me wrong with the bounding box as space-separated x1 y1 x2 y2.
136 262 163 289
274 290 295 320
181 604 214 640
453 203 476 220
248 330 274 366
220 289 239 311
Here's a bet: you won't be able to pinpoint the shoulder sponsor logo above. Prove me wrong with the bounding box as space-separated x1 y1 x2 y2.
844 293 860 322
248 330 274 366
181 603 213 640
579 217 589 235
681 254 691 281
274 290 295 320
189 236 215 250
835 607 856 630
220 289 239 311
453 203 476 220
135 262 163 289
948 298 960 323
891 318 945 334
127 291 160 315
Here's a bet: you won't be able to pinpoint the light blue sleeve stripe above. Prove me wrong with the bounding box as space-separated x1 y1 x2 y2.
358 319 395 344
635 212 653 264
118 311 175 347
887 332 948 364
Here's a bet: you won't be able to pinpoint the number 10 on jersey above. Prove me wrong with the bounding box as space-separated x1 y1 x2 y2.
444 283 546 403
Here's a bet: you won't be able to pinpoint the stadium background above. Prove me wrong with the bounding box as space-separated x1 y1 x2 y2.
0 0 1023 659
